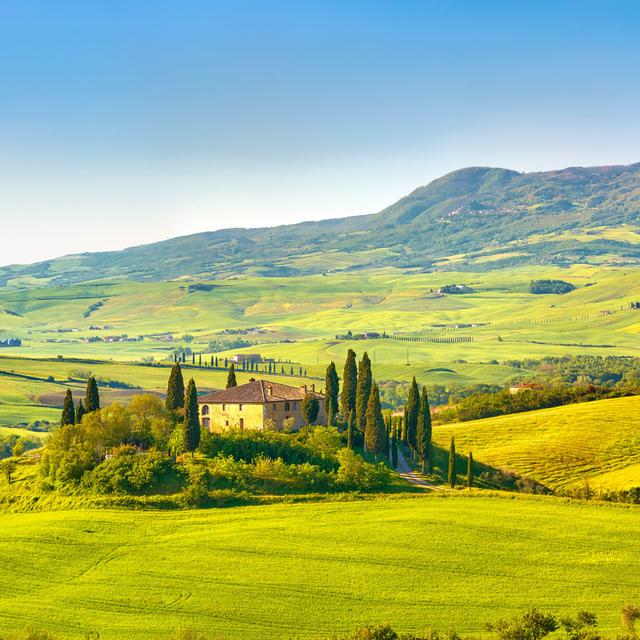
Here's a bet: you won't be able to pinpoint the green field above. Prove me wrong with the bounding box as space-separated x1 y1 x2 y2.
434 395 640 491
0 495 639 639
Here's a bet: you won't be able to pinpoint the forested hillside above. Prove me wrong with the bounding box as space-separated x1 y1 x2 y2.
2 162 640 287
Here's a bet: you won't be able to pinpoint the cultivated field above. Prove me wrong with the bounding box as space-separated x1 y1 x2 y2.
0 495 639 640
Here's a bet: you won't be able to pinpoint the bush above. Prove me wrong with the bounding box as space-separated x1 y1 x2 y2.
81 448 180 495
336 449 390 491
199 429 337 471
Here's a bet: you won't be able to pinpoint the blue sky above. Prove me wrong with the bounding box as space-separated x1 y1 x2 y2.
2 1 640 265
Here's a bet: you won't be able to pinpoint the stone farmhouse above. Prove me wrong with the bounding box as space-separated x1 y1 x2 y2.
198 378 325 432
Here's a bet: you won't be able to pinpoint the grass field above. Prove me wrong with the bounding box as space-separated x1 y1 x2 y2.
434 395 640 491
0 495 639 639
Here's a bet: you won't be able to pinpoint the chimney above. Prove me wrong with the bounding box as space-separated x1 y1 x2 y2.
300 384 307 394
267 384 273 395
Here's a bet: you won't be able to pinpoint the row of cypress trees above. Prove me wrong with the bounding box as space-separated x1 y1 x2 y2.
60 376 100 426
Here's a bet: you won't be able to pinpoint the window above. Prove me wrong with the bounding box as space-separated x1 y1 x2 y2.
202 418 210 429
272 403 277 410
239 403 243 411
293 402 297 410
222 404 226 411
201 405 210 415
239 418 244 430
284 402 290 411
225 420 229 427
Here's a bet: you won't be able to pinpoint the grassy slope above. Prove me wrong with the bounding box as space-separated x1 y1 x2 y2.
1 496 639 639
433 395 640 491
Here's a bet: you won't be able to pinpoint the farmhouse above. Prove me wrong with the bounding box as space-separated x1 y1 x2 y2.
198 378 325 432
230 353 263 364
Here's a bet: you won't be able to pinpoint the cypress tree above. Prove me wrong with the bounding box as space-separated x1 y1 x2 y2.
226 363 237 388
340 349 358 418
326 400 334 427
61 389 75 426
467 452 474 489
383 419 390 459
365 383 386 459
355 352 372 433
416 386 432 473
183 378 201 454
191 353 195 365
347 409 355 449
324 362 339 418
302 394 320 426
76 400 86 424
391 425 398 468
85 376 100 413
198 354 202 366
165 362 185 411
448 437 457 488
402 407 408 445
224 358 228 368
406 377 419 454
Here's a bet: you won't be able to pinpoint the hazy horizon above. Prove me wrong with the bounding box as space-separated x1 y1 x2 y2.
2 0 640 265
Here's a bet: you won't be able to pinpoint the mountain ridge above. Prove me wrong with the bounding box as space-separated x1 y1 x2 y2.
3 162 640 287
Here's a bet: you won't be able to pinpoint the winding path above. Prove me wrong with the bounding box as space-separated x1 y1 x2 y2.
395 447 450 492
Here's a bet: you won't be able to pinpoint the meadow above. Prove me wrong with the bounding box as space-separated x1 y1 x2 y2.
433 395 640 492
0 495 639 639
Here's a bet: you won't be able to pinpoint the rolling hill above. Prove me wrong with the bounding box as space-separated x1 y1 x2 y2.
433 395 640 492
2 162 640 287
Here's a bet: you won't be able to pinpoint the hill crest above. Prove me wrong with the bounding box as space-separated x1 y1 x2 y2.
2 161 640 287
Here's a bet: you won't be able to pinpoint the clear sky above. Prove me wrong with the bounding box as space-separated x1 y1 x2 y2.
2 1 640 266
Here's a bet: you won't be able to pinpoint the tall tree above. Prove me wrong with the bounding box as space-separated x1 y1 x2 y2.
406 377 419 455
61 389 75 426
302 394 320 426
467 452 474 489
448 437 457 488
85 376 100 413
416 386 432 473
165 362 185 411
402 407 408 445
391 424 398 468
347 409 355 449
76 400 86 424
365 383 386 459
183 378 201 454
324 362 340 418
226 363 237 388
340 349 358 418
355 352 372 433
326 399 334 427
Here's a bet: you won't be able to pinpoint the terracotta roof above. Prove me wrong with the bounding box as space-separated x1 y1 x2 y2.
198 379 324 404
